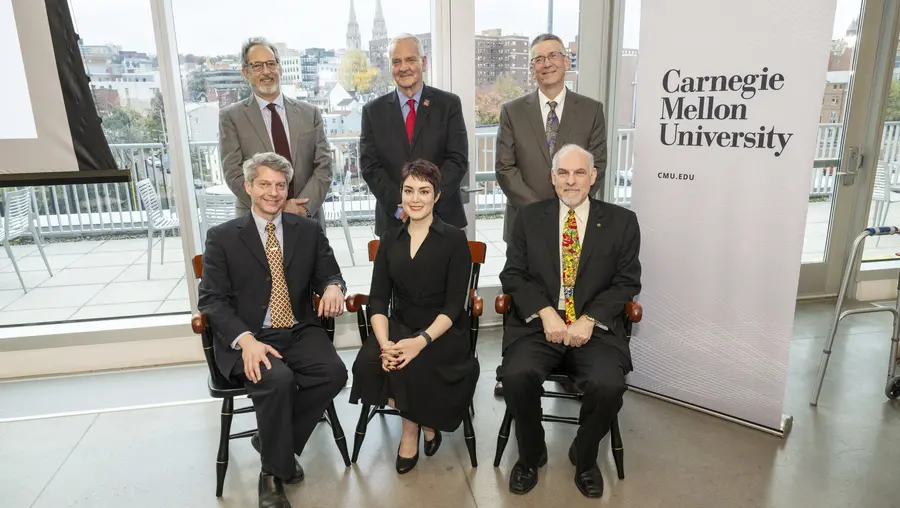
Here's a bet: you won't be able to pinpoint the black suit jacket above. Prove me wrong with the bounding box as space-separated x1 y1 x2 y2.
360 85 469 236
499 198 641 362
198 212 345 377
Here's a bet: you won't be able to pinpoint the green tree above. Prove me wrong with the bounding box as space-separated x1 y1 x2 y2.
100 107 148 143
886 80 900 122
188 72 208 97
475 74 524 126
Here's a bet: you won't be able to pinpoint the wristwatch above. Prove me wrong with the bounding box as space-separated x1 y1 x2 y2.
420 330 433 345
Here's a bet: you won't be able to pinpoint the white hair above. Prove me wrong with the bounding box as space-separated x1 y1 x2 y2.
388 33 425 60
551 144 594 173
243 152 294 184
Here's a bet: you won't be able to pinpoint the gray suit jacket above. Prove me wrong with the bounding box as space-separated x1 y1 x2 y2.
219 94 333 226
495 89 607 242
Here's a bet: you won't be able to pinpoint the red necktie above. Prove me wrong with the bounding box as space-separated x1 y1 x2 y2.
266 103 294 197
405 99 416 144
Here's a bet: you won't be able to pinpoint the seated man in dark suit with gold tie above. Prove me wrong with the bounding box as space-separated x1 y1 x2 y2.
199 152 347 508
499 144 641 498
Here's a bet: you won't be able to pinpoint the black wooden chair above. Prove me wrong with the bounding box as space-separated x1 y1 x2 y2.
491 293 643 480
343 239 486 468
190 255 351 497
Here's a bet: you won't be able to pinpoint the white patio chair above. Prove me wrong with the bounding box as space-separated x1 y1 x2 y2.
197 193 235 243
1 188 52 292
137 179 180 279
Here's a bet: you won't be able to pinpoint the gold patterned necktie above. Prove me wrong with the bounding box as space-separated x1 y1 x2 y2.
562 210 580 324
265 221 294 328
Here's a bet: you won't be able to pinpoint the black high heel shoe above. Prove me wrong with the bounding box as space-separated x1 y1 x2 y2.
396 428 420 474
423 429 442 457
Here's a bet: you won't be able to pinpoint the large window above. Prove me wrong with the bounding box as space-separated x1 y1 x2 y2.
0 0 191 327
171 0 431 295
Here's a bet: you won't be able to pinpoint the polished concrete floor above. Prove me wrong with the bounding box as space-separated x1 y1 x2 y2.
2 300 900 508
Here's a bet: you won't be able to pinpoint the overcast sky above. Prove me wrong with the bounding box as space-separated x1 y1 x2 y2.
67 0 861 56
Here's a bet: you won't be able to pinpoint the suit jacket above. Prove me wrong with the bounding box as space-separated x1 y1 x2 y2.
499 198 641 363
198 212 345 377
219 94 333 227
360 85 469 236
495 89 608 242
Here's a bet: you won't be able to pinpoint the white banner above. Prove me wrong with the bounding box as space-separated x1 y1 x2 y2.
629 0 837 430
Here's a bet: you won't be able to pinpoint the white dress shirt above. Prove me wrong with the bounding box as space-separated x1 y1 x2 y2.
538 86 567 130
231 210 290 349
255 93 291 153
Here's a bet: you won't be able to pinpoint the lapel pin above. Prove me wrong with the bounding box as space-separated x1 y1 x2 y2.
423 99 430 107
596 223 601 227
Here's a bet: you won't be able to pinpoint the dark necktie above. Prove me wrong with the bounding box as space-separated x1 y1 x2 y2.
266 103 294 197
546 100 560 155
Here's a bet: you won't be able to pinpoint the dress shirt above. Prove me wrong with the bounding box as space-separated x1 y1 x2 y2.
255 93 291 154
538 86 567 130
231 210 290 349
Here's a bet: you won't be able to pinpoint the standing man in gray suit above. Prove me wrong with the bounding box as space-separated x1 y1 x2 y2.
220 37 332 227
495 33 607 243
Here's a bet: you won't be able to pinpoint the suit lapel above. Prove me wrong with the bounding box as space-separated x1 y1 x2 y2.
284 97 302 166
238 214 268 271
385 92 409 155
525 91 552 166
282 214 300 271
576 200 604 279
243 96 274 152
556 90 578 148
409 86 431 153
543 200 561 289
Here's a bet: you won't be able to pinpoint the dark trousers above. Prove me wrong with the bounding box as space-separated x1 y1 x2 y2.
500 329 628 472
230 324 348 481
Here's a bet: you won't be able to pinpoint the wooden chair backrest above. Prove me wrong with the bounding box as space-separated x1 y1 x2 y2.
366 239 487 264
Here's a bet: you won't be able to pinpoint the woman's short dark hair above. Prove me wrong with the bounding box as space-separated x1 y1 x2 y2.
401 159 442 193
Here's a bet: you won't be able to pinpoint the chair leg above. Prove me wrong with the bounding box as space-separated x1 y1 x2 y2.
32 230 53 276
146 228 154 280
351 404 371 463
493 408 513 467
325 402 351 467
216 397 234 497
610 416 624 480
4 243 27 293
463 409 477 467
160 229 166 264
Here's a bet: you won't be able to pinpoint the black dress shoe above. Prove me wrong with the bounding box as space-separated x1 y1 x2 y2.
508 449 548 495
574 466 605 498
251 433 304 484
396 429 420 474
258 471 291 508
423 430 442 457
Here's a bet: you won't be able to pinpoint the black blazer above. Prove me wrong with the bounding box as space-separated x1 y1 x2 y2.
499 198 641 362
198 212 345 377
360 85 469 236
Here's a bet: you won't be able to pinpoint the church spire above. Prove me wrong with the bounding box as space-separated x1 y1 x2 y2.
346 0 361 51
372 0 388 41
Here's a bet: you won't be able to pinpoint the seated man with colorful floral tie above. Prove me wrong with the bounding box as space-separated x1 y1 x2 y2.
498 143 641 499
199 152 347 508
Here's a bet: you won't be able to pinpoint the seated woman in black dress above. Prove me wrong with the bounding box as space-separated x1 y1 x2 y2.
349 159 480 474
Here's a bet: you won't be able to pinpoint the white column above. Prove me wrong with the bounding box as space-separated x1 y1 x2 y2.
148 0 201 311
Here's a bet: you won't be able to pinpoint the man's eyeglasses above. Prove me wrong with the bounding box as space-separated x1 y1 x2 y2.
531 51 565 66
248 60 279 72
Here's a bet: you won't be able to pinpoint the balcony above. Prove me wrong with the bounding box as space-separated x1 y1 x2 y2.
0 123 898 326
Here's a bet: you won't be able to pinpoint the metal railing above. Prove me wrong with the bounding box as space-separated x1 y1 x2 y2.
3 122 898 237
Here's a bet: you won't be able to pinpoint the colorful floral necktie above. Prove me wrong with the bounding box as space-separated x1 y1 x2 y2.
562 209 580 324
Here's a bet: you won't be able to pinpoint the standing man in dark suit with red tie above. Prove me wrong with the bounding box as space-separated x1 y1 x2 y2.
360 33 469 237
220 37 333 228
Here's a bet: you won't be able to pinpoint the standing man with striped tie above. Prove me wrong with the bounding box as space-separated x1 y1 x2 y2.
495 33 608 245
360 33 469 237
220 38 333 228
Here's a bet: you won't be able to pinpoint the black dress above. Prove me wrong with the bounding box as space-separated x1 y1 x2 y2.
349 218 480 432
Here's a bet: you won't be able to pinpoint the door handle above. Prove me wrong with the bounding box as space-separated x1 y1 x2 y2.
838 146 862 186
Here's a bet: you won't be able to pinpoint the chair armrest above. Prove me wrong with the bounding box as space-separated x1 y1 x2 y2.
312 294 321 309
625 301 643 323
470 289 483 318
191 313 207 335
495 294 511 315
345 293 370 313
